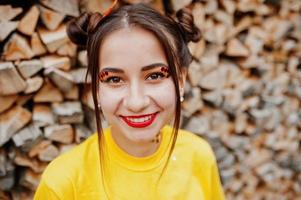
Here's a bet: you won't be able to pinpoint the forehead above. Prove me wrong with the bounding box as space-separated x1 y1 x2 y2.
99 26 167 69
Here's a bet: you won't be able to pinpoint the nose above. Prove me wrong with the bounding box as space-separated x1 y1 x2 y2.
123 81 150 113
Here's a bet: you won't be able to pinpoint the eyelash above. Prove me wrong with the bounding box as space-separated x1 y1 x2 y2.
100 72 168 84
102 76 123 84
146 72 166 80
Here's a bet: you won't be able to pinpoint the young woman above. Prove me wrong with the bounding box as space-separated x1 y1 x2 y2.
34 2 225 200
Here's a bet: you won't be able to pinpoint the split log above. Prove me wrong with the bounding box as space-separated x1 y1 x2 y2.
245 149 272 169
33 79 63 102
58 144 76 154
228 16 253 39
263 17 293 42
11 188 35 199
15 95 34 107
214 10 233 27
63 85 79 100
44 124 74 144
202 90 223 107
0 149 12 177
31 32 47 56
3 33 34 61
0 21 18 42
38 25 69 53
28 140 51 158
171 0 192 11
19 169 41 191
78 50 88 67
184 115 209 136
17 5 39 36
80 0 117 13
74 124 92 143
191 3 205 32
38 5 65 30
51 101 84 124
0 106 32 146
188 38 205 60
24 76 44 94
211 23 229 45
56 41 77 57
221 89 243 115
70 68 90 84
14 151 46 173
83 105 97 132
38 142 60 162
220 0 236 14
41 54 71 71
199 44 222 72
187 61 202 87
0 62 27 95
32 104 55 127
44 67 74 92
199 67 227 90
0 95 18 113
204 0 218 15
245 33 264 54
81 85 94 110
0 171 15 191
12 123 42 152
225 38 250 57
0 5 22 21
16 59 43 79
40 0 80 17
0 149 15 191
182 87 203 116
234 112 248 134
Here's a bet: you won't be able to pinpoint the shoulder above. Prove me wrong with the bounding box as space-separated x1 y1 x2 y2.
172 127 216 165
40 133 98 193
42 133 98 176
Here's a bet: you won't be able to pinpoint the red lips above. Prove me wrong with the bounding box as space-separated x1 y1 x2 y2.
120 112 158 128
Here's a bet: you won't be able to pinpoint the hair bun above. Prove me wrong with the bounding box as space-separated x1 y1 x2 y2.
67 13 90 46
67 12 103 46
176 7 201 43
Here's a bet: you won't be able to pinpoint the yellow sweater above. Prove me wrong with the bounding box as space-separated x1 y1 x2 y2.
34 125 225 200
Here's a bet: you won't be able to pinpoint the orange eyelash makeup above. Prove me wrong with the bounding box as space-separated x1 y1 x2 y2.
99 71 109 82
160 66 170 78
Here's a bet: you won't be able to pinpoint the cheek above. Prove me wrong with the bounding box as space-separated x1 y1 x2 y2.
148 80 176 109
98 87 123 115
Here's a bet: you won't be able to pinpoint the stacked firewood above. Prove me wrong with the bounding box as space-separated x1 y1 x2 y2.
0 0 300 199
181 0 301 199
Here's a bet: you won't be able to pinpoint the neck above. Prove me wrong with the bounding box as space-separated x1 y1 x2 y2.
110 128 161 158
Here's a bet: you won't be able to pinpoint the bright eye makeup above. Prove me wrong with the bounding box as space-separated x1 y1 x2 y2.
98 65 170 84
145 66 170 81
99 71 123 84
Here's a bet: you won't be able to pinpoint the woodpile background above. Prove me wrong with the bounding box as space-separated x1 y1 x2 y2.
0 0 300 199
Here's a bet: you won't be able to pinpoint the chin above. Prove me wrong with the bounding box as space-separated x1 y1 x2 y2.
124 124 161 142
126 128 159 142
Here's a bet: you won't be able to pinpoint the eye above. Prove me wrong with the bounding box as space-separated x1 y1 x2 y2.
146 72 166 80
102 76 123 84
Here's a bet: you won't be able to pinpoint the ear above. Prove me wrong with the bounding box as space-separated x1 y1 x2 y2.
179 68 187 95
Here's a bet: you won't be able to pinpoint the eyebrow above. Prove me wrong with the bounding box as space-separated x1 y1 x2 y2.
100 63 168 73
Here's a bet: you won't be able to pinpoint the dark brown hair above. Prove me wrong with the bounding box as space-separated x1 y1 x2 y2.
67 2 201 198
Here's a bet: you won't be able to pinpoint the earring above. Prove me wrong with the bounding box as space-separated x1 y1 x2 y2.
97 103 101 109
180 88 184 102
180 96 184 102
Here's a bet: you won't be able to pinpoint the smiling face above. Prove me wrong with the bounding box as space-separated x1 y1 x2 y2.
98 26 178 145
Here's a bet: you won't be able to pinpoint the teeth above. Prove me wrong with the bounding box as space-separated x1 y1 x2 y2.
126 115 152 123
